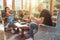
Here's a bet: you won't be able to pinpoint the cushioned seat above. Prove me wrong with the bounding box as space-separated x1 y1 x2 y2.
34 12 60 40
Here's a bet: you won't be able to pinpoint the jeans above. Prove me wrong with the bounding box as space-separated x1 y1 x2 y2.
29 22 56 38
30 22 37 38
7 17 13 28
53 23 56 27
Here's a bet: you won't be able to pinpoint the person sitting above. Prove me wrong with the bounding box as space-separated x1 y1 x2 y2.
26 4 53 40
4 7 14 28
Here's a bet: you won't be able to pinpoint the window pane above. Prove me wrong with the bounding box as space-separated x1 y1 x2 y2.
23 0 30 10
26 0 29 11
53 0 60 16
7 0 12 10
23 0 25 10
0 0 3 10
31 0 38 13
15 0 21 10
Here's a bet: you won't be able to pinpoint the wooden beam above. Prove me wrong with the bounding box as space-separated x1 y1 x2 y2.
50 0 54 15
12 0 15 11
29 0 32 14
3 0 7 9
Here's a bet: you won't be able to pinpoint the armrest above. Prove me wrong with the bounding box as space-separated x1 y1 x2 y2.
38 24 56 32
39 24 54 28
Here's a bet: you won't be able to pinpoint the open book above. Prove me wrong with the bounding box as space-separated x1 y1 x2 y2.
14 22 28 27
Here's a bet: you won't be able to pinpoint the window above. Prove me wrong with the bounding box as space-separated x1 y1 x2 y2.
31 0 38 13
53 0 60 16
25 0 29 11
7 0 12 10
15 0 21 10
0 0 3 10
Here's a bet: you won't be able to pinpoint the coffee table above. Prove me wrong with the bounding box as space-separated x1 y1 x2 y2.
14 22 29 37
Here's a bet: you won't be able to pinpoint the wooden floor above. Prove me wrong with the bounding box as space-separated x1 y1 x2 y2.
0 31 4 40
5 30 30 40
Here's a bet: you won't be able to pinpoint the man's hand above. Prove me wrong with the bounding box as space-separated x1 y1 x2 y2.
29 14 38 22
30 15 44 24
30 15 35 19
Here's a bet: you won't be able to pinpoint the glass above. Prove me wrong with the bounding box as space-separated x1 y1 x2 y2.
15 0 21 10
53 0 60 16
7 0 12 10
26 0 29 11
0 0 3 10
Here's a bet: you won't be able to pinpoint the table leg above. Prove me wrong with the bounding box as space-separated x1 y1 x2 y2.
21 29 24 37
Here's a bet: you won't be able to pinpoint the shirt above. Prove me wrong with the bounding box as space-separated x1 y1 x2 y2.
40 9 53 26
6 11 9 17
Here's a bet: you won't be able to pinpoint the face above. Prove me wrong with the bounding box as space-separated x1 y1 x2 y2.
6 8 10 12
37 5 43 12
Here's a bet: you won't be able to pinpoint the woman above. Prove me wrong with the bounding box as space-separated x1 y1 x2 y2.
4 7 14 28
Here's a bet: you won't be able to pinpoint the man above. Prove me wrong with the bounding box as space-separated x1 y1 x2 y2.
26 4 53 40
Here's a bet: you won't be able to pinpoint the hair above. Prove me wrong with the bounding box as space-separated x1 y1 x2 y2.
38 3 45 9
5 7 10 12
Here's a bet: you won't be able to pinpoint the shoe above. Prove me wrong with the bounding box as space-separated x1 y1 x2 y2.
11 30 15 33
25 38 33 40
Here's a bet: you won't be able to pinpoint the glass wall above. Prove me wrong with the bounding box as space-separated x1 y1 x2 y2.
0 0 3 10
53 0 60 16
1 0 56 15
26 0 30 11
15 0 21 10
44 0 50 10
7 0 12 10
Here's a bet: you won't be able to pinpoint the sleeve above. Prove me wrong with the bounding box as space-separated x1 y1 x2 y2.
40 10 50 18
40 11 45 17
1 10 6 18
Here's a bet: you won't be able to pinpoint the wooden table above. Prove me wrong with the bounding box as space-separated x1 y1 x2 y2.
14 23 29 37
20 26 29 37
